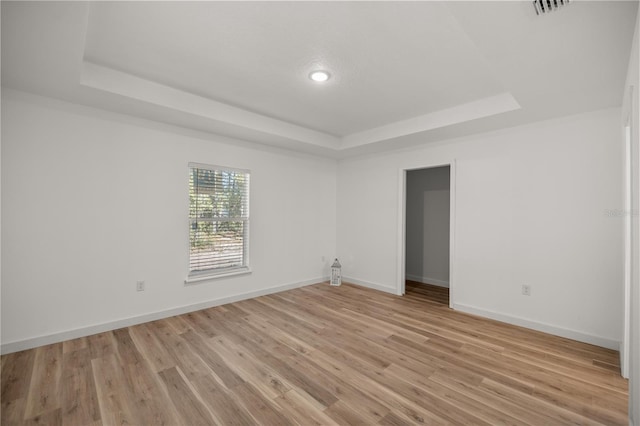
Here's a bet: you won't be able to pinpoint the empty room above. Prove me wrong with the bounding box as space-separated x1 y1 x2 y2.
2 1 639 425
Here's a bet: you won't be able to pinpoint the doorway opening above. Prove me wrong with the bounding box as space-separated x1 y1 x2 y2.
402 164 452 306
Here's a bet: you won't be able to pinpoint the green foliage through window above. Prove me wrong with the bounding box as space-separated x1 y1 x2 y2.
189 165 249 274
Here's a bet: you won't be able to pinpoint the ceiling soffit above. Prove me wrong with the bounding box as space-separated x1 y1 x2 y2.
2 1 637 157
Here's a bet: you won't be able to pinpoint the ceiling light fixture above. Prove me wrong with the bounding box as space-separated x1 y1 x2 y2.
309 70 331 83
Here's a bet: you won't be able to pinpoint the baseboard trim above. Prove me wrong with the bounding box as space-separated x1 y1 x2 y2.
405 274 449 288
453 303 619 350
1 277 326 355
342 276 399 295
620 341 629 379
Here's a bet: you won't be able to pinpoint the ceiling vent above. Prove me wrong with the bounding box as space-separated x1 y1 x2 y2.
533 0 571 15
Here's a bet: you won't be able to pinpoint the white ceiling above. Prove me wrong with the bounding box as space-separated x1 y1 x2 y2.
2 1 637 158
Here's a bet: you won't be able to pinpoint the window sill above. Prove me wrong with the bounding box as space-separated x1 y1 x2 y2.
184 267 252 285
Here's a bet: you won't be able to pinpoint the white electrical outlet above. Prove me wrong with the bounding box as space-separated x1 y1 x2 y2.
136 280 145 292
522 284 531 296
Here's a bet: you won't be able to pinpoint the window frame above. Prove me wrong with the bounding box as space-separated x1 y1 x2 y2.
185 162 251 284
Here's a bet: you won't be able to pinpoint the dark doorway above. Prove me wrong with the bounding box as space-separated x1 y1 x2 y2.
405 165 450 305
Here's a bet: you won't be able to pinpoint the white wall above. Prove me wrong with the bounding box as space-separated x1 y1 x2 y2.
338 107 623 349
0 90 337 352
623 5 639 424
405 166 450 287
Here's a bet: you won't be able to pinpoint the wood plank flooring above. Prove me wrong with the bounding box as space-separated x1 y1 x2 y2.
1 282 628 425
405 281 449 306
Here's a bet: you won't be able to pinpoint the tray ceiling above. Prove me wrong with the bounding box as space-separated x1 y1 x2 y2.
2 1 637 157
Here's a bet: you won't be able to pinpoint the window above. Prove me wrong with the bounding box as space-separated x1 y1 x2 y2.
187 163 250 280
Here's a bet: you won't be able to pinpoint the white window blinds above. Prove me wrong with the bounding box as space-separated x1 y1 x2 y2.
188 163 250 277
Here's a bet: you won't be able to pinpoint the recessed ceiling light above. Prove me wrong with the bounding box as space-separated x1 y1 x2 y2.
309 70 331 83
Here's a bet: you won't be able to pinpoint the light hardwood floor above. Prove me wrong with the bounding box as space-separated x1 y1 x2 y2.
1 282 628 425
